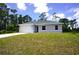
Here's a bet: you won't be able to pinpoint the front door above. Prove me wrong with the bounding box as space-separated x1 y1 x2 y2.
35 26 39 32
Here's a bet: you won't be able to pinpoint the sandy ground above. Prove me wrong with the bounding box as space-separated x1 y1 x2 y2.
0 33 25 39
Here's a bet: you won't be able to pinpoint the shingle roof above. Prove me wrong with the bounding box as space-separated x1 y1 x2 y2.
28 20 62 24
19 20 62 26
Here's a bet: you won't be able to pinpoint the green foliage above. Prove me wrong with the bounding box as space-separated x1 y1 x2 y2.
0 30 6 34
59 18 78 32
0 3 32 34
39 12 47 21
59 18 69 32
18 15 23 24
0 30 14 34
69 19 77 30
11 9 17 14
23 15 32 23
7 25 15 31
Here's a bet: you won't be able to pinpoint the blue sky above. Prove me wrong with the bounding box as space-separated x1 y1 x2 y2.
6 3 79 22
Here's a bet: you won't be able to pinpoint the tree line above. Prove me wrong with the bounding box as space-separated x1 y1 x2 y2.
0 3 79 34
0 3 32 34
59 18 78 32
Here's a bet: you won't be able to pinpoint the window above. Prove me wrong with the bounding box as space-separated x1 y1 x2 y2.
55 25 58 30
42 26 46 30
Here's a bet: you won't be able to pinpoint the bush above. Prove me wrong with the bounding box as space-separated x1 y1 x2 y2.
0 30 7 34
6 25 19 32
0 30 15 34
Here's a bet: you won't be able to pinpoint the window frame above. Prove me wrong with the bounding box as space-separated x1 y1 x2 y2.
42 26 46 30
55 25 58 30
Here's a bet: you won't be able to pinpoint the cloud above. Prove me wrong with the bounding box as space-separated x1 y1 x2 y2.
67 17 73 20
74 12 79 17
73 8 79 18
33 3 49 13
73 8 79 12
55 13 65 18
47 13 65 21
67 16 79 26
47 15 53 21
67 8 75 13
67 8 79 18
73 8 79 27
17 3 27 10
7 5 10 8
14 0 52 12
16 2 51 13
67 8 79 27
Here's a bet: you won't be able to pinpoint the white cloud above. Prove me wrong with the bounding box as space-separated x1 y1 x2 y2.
74 12 79 17
33 3 49 13
73 8 79 12
67 8 75 13
67 8 79 27
73 8 79 27
68 8 79 18
46 14 52 20
55 13 65 22
73 8 79 18
7 5 10 8
47 13 65 21
16 2 51 13
67 17 73 20
55 13 65 18
17 3 27 10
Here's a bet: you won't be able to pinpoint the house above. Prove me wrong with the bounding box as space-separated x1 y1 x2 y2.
19 20 62 33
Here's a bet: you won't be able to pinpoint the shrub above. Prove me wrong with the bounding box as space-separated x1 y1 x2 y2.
0 30 7 34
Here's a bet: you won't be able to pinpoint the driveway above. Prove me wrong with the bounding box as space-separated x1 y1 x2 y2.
0 33 25 39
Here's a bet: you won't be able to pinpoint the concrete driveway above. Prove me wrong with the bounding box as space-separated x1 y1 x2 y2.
0 33 25 39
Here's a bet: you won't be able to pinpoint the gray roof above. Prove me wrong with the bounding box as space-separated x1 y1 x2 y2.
19 20 62 26
28 20 62 24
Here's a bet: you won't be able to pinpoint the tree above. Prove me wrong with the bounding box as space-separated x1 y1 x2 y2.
52 12 60 21
11 9 17 14
0 3 33 33
18 15 23 24
39 12 47 21
10 9 17 25
59 18 69 32
69 19 77 30
23 15 32 23
4 8 11 29
0 3 8 30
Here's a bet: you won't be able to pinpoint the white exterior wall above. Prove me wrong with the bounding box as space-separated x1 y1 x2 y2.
19 23 62 33
19 24 34 33
38 24 62 32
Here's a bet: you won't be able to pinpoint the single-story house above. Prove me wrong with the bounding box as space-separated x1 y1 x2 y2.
19 20 62 33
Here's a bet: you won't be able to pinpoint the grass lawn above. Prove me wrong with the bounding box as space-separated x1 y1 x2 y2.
0 32 79 55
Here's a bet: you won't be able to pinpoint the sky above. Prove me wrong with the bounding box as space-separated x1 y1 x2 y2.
6 3 79 25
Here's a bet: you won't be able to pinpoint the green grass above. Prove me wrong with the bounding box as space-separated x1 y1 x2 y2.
0 32 79 55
